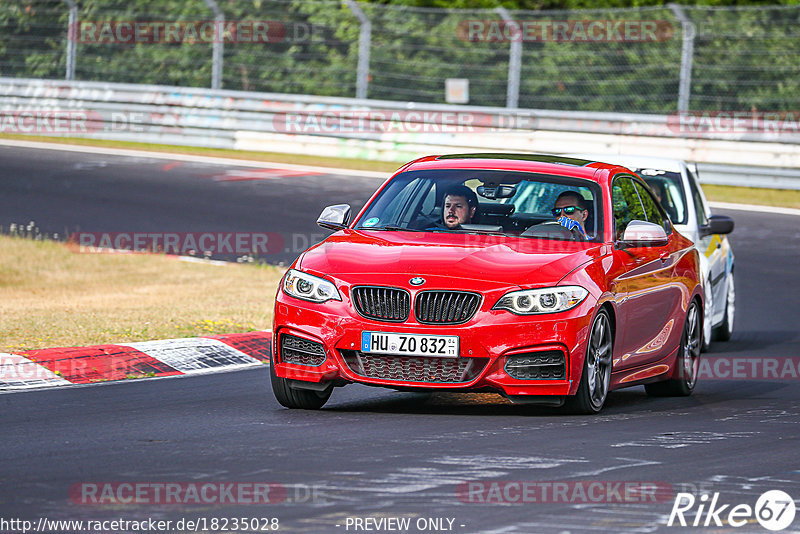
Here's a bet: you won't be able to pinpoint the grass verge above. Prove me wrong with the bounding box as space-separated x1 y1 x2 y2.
0 235 282 352
3 134 798 209
701 184 800 210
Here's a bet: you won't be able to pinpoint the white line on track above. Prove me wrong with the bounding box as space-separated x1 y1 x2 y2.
2 138 797 216
709 201 800 217
0 138 389 178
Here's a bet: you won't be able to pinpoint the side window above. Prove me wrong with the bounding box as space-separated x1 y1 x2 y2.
634 181 670 233
686 171 709 227
611 176 645 239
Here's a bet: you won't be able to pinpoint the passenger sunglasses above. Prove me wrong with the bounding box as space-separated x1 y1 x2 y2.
551 206 583 216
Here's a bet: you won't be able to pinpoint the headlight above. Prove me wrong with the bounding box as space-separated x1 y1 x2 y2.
282 269 341 303
493 286 588 315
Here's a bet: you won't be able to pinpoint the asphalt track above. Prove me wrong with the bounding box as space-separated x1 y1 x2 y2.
0 144 384 264
2 146 800 533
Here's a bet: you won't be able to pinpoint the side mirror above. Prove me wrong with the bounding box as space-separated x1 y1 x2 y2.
317 204 351 231
619 220 669 248
699 215 734 237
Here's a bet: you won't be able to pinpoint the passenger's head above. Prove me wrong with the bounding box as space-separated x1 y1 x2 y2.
442 184 478 229
645 179 666 204
553 191 589 225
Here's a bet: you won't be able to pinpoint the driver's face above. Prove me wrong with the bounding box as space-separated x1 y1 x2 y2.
443 195 475 229
555 196 588 224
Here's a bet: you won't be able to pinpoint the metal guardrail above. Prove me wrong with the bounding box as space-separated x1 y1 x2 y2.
1 77 799 189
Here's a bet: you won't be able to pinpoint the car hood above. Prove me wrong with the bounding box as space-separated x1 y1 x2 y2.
298 230 605 288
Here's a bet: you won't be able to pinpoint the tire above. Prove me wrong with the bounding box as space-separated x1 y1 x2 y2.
270 358 331 410
701 289 712 353
565 310 613 414
645 301 701 397
712 272 735 342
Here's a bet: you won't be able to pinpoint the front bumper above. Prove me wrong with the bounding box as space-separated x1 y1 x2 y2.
272 292 596 398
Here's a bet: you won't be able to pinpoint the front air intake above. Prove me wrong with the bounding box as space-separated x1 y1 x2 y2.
280 334 326 367
504 351 566 380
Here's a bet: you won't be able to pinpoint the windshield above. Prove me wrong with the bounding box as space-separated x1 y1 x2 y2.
354 169 604 242
634 169 687 225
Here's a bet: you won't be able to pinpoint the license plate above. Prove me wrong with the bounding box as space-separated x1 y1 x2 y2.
361 331 459 358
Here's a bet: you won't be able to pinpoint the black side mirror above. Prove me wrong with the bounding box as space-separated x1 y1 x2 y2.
699 215 734 237
317 204 351 231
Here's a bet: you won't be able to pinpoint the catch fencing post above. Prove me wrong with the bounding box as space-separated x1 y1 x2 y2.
63 0 77 80
668 3 695 112
204 0 224 90
495 7 521 109
345 0 371 100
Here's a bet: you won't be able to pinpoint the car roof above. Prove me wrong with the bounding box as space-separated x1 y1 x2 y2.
400 153 626 181
565 153 687 174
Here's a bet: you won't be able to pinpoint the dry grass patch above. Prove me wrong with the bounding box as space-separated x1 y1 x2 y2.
0 235 283 352
702 184 800 210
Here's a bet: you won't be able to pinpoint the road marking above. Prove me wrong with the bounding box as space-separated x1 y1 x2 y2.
0 332 272 392
0 353 70 389
0 138 388 178
212 168 322 182
120 337 262 374
710 201 800 217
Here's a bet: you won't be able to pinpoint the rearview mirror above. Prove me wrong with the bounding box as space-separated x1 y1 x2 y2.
477 185 516 199
699 215 734 237
317 204 351 231
619 220 669 248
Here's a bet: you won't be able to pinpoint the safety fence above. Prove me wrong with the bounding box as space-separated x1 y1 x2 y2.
1 1 799 114
1 77 799 188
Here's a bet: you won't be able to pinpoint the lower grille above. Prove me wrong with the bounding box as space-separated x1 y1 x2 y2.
504 351 566 380
341 350 487 384
280 334 326 367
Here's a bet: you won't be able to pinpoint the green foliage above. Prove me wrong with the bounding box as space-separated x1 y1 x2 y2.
1 0 798 113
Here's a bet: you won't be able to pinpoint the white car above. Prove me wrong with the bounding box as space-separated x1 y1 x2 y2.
567 154 735 350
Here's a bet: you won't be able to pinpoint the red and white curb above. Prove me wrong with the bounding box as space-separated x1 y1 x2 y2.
0 331 272 392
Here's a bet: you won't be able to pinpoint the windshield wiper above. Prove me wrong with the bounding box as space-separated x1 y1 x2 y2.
361 225 420 232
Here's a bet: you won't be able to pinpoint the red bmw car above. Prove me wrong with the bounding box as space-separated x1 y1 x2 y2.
271 154 704 413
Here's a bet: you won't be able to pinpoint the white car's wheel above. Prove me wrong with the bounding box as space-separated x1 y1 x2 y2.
701 293 712 352
713 271 735 342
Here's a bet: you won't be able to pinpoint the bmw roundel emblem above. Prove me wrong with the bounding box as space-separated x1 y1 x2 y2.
409 277 425 286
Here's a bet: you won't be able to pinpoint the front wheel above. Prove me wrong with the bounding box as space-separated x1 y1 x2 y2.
270 358 331 410
645 301 701 397
565 310 613 414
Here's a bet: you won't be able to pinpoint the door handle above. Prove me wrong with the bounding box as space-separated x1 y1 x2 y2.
659 251 669 262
